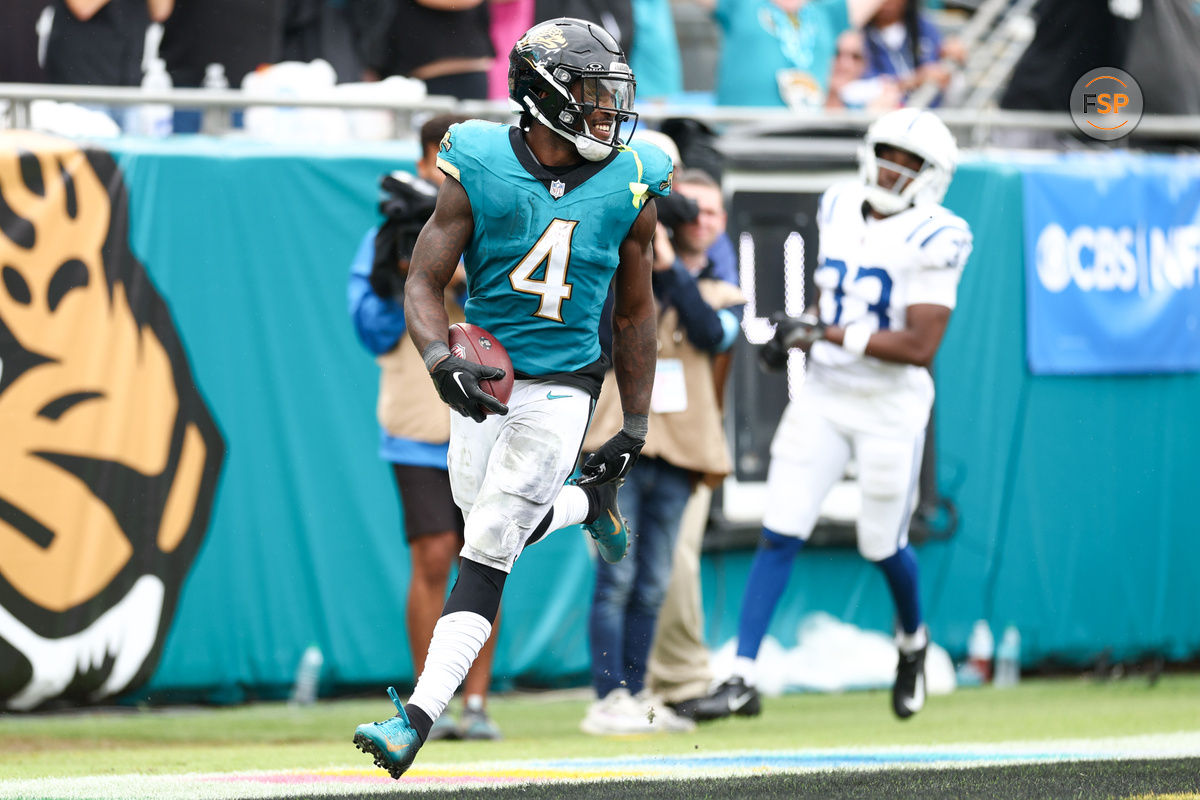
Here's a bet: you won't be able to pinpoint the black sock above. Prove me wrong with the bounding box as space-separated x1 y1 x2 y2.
443 558 508 622
405 703 433 743
581 483 610 524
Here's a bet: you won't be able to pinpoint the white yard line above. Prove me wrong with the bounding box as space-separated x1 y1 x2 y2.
3 731 1200 799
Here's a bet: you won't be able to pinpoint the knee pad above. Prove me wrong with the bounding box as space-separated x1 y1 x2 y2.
858 530 900 562
857 443 912 502
463 496 541 568
492 424 570 505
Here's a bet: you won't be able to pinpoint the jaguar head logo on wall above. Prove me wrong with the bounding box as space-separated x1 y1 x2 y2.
0 132 224 710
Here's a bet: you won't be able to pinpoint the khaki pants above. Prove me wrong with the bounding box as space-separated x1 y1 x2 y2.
645 484 714 703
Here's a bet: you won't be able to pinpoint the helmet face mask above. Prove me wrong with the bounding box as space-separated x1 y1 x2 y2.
509 18 639 161
858 109 958 215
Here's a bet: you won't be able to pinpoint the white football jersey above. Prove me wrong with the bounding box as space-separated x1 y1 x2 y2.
808 181 973 396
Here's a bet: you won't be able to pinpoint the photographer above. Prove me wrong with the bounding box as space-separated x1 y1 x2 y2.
580 168 745 734
346 114 502 742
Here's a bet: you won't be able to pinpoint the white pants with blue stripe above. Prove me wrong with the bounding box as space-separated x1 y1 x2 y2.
761 375 930 562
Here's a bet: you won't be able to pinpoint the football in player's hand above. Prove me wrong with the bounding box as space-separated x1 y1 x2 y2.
448 323 514 409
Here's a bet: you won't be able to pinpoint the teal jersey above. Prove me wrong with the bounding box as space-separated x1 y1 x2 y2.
437 120 672 377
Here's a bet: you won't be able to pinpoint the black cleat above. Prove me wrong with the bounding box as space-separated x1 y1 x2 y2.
892 645 927 720
683 676 761 719
582 480 630 563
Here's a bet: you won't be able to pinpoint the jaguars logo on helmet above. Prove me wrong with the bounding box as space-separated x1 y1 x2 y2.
508 17 639 162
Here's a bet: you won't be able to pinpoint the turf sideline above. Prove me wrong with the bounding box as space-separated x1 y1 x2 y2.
3 731 1199 799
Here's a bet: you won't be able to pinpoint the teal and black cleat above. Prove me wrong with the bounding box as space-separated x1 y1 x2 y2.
583 480 630 564
353 686 422 779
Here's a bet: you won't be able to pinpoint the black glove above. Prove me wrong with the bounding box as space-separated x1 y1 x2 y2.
577 430 645 486
368 171 439 299
758 312 826 372
430 355 509 422
655 192 700 230
758 337 789 372
774 311 826 350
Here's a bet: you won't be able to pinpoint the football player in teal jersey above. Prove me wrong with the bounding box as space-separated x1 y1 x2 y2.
353 17 675 778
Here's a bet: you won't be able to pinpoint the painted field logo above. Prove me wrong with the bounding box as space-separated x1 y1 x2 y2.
0 132 224 710
1070 67 1143 141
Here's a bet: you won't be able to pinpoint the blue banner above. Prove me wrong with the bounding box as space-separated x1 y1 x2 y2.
1023 156 1200 374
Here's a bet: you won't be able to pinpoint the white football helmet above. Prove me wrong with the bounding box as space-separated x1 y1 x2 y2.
858 109 958 215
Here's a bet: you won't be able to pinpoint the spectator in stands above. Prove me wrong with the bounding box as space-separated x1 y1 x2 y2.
347 114 502 742
43 0 174 87
535 0 635 56
163 0 364 97
824 29 902 111
629 0 684 102
580 168 744 735
0 0 47 83
1124 0 1200 117
350 0 493 99
700 0 890 109
486 0 535 100
997 0 1139 146
861 0 958 105
161 0 278 91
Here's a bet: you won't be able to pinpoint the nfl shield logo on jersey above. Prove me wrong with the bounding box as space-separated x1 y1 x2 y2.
550 180 566 199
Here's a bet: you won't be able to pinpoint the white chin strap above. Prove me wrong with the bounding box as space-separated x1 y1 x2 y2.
525 100 614 162
865 185 910 215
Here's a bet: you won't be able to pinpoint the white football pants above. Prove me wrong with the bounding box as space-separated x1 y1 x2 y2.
448 378 592 572
761 377 929 562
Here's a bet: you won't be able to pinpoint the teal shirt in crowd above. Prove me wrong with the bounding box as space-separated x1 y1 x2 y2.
630 0 684 100
713 0 851 107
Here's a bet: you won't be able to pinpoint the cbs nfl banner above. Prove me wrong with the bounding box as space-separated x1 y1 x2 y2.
1023 156 1200 375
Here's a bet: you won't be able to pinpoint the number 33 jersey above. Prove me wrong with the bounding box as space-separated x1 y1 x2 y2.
808 180 973 396
436 119 672 377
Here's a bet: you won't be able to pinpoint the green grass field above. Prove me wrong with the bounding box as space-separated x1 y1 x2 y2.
3 673 1200 782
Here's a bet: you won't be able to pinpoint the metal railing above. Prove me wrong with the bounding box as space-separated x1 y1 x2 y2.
2 82 1199 150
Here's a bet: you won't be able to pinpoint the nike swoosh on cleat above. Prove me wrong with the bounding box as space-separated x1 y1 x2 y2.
606 510 621 534
728 692 755 712
383 736 410 753
903 679 926 712
546 391 571 400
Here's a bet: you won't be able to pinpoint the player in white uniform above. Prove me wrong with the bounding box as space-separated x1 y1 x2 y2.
710 109 972 720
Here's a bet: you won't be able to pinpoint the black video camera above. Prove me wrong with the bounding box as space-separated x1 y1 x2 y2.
369 171 439 299
655 191 700 230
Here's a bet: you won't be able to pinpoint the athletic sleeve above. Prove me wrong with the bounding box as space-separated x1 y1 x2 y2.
907 214 973 309
629 138 674 198
434 119 498 184
348 228 407 355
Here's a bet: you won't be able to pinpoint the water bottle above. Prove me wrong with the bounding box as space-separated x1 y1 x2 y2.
135 57 174 137
966 619 994 684
290 644 323 705
201 62 230 135
994 625 1021 688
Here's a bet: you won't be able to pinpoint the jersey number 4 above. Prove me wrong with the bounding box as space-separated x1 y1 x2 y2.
510 219 578 322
